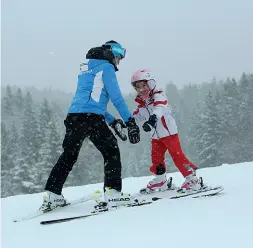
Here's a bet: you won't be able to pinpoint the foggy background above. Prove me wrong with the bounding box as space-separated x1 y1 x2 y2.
2 0 253 93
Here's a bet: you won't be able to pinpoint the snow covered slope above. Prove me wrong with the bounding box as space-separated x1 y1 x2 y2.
2 161 253 248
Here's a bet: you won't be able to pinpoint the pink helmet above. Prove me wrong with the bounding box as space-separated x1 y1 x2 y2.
131 69 156 90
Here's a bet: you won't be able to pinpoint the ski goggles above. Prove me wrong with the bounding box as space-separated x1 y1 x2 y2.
111 46 126 59
103 44 126 59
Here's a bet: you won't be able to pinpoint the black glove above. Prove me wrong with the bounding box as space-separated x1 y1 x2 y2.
142 114 157 132
110 119 127 141
125 117 140 144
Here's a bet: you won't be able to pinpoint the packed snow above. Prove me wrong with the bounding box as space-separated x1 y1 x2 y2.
2 161 253 248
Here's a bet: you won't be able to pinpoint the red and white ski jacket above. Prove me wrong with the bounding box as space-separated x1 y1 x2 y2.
133 89 178 139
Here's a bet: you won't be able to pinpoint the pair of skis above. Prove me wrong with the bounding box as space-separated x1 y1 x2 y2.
13 185 223 225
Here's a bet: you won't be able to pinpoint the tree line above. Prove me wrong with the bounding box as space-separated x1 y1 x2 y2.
1 72 252 197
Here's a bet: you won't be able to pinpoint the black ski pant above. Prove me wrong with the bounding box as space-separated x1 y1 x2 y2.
44 113 122 195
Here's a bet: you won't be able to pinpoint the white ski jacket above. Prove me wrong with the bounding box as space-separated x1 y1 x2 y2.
133 89 178 139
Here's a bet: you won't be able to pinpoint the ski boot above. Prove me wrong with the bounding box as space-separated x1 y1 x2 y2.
140 163 176 194
94 187 137 211
39 191 67 212
140 174 176 195
177 172 206 193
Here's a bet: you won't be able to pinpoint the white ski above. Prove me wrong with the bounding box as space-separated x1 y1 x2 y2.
13 191 102 223
152 185 224 200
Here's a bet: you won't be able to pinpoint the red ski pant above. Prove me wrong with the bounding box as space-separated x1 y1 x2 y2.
150 134 198 177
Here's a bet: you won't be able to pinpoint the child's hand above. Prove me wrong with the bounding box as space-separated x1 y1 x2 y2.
142 114 157 132
142 122 152 132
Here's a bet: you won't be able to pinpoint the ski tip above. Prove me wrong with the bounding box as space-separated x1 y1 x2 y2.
13 219 24 223
13 218 25 223
210 186 224 191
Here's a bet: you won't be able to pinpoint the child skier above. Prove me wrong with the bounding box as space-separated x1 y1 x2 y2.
131 69 202 193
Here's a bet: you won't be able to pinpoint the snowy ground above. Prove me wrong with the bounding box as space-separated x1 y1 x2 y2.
2 161 253 248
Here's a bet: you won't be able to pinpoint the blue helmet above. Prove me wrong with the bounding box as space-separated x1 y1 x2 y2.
103 41 126 59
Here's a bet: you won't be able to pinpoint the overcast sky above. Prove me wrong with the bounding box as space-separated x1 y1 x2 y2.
2 0 253 94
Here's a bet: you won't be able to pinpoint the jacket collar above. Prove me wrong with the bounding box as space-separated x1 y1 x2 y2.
134 89 164 106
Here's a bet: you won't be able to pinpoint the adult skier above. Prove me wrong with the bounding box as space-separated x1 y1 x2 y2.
39 41 140 211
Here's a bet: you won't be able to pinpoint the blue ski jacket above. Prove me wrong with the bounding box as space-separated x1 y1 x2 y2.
68 59 132 124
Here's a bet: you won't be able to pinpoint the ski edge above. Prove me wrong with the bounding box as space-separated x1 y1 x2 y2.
40 201 153 225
